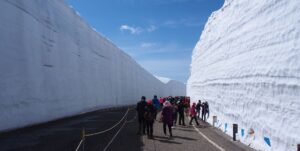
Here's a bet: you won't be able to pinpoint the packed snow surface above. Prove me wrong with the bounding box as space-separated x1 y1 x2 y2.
0 0 185 132
187 0 300 151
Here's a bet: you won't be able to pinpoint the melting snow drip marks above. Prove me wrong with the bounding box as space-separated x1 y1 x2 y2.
91 50 109 60
5 0 58 34
43 64 54 68
5 0 40 24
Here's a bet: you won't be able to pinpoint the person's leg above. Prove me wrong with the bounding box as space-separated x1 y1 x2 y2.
146 121 150 136
168 124 172 136
163 123 167 135
150 122 154 137
173 115 176 125
178 114 182 125
182 114 185 125
142 119 146 134
199 109 201 119
175 113 178 125
138 117 142 134
189 116 193 125
195 117 199 125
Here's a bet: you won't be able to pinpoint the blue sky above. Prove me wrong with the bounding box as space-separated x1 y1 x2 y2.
66 0 224 83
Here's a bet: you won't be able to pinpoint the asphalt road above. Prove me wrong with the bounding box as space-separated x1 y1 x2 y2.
0 107 254 151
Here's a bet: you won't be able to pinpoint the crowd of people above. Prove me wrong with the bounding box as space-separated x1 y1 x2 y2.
136 95 210 139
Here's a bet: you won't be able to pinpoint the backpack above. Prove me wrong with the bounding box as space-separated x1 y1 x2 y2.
144 111 154 121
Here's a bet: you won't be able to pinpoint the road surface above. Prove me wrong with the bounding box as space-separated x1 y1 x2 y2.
0 106 254 151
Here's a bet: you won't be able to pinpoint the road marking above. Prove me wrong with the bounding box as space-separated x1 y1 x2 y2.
193 125 226 151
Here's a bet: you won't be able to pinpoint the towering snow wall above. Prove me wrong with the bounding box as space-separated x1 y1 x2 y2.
0 0 185 132
187 0 300 150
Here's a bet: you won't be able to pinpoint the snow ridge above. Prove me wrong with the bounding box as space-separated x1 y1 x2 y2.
187 0 300 151
0 0 185 132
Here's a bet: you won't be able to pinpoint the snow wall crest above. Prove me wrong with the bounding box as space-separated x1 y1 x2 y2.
0 0 186 132
187 0 300 151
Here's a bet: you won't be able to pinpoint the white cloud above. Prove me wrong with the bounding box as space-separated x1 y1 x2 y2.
163 20 177 26
120 25 142 34
120 24 157 34
147 25 157 32
120 43 192 82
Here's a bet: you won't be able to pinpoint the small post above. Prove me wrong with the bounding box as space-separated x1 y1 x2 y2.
233 124 238 141
82 128 85 151
213 116 217 127
297 144 300 151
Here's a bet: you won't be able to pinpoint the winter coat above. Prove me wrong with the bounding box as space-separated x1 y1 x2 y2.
152 98 160 110
144 104 156 122
136 100 147 117
196 103 201 111
162 106 173 126
190 105 197 117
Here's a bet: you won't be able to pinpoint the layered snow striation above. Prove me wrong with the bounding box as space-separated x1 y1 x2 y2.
187 0 300 151
0 0 186 132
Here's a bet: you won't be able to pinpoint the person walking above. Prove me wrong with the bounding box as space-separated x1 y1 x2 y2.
136 96 147 135
177 100 186 126
172 101 178 126
152 95 160 119
159 97 163 108
204 101 210 122
201 101 210 122
189 103 199 126
196 100 201 119
162 101 173 137
144 100 156 139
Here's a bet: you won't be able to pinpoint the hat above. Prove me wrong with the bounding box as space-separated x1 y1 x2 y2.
163 101 171 107
147 100 153 105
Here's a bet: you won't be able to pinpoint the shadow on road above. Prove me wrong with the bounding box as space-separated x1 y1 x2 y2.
0 107 145 151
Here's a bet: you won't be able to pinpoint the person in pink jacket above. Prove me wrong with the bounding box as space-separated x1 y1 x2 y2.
189 103 199 126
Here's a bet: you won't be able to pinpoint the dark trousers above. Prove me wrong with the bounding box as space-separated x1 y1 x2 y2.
201 111 206 122
196 110 200 118
189 116 199 125
146 120 154 136
178 113 185 125
138 116 146 134
163 123 172 136
173 113 178 125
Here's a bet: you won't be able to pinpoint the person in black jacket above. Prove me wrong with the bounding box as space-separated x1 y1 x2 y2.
201 101 209 122
177 100 186 126
196 100 201 119
136 96 147 135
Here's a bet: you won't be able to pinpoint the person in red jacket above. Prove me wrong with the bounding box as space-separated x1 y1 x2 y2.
189 103 199 126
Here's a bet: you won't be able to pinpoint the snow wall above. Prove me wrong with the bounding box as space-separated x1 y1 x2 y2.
0 0 186 132
187 0 300 151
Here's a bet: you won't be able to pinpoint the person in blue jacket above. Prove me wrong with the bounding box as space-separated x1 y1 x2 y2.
152 95 160 119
